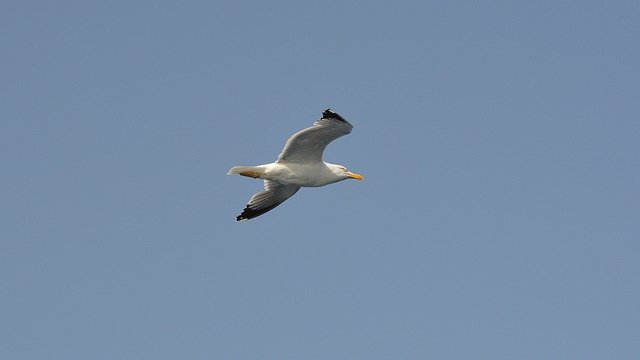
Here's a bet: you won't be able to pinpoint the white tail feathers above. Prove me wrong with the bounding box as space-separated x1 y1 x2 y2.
228 166 249 175
227 166 264 179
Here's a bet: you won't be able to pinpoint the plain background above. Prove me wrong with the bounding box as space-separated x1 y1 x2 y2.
2 1 639 359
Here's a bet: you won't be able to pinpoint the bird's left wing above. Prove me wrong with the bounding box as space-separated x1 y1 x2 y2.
236 180 301 221
277 109 353 164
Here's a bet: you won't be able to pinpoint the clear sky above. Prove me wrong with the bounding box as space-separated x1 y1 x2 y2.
2 1 639 359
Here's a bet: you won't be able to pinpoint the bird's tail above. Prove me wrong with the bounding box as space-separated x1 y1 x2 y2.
227 166 265 179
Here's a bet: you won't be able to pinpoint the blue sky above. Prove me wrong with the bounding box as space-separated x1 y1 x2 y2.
2 1 639 359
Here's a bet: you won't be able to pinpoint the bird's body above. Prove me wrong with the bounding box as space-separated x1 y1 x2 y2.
228 109 363 221
229 161 348 187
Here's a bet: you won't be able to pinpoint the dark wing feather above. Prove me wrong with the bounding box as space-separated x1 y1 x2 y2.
276 109 353 164
236 180 300 221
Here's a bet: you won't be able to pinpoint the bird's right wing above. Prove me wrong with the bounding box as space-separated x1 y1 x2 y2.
236 180 300 221
277 109 353 164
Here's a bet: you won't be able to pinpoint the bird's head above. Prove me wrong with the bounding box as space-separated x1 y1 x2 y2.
329 164 364 181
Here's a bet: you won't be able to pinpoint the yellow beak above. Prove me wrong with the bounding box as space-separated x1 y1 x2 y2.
347 172 364 180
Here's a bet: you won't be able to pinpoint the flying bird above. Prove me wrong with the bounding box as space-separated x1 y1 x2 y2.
228 109 363 221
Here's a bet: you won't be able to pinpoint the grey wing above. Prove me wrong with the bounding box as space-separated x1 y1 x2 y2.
236 180 301 221
277 109 353 164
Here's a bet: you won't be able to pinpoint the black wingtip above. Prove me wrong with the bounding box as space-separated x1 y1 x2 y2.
322 108 348 122
236 206 251 221
236 203 281 221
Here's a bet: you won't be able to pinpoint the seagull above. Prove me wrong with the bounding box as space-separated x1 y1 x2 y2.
228 108 363 221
